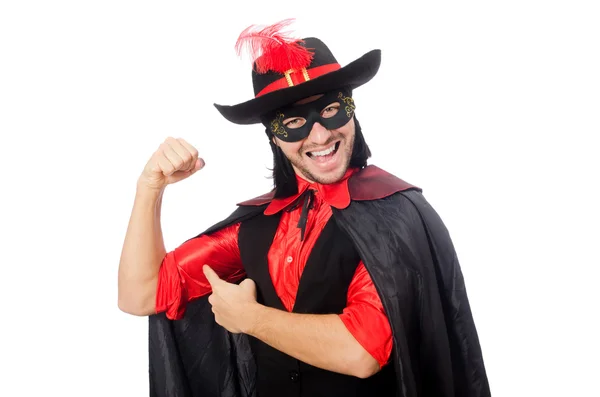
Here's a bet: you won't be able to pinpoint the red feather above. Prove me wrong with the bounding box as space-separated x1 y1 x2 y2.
235 18 314 74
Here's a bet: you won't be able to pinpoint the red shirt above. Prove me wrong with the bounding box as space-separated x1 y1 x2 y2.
156 168 393 368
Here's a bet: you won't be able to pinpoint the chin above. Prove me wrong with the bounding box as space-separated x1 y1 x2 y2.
303 162 349 185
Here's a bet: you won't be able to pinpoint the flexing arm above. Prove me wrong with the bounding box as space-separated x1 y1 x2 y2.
118 137 203 316
117 183 167 315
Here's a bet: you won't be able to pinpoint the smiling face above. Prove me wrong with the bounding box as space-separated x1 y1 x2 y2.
271 92 356 185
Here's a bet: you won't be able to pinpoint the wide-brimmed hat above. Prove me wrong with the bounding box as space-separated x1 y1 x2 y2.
213 20 381 125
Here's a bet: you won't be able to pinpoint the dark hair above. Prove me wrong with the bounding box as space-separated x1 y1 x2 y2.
267 115 371 198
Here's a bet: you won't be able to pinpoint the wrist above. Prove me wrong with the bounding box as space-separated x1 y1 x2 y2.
136 178 165 198
244 302 267 336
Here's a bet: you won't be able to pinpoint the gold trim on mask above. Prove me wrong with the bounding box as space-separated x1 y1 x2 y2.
270 111 288 138
338 92 356 117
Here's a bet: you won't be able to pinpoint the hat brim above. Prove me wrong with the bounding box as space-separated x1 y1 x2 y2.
213 49 381 125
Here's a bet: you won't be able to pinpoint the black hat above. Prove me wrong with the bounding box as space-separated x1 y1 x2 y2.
213 19 381 125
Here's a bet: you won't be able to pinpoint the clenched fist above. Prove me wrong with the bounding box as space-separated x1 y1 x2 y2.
139 137 204 191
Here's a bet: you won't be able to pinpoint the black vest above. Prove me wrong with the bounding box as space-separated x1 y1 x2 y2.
238 211 396 397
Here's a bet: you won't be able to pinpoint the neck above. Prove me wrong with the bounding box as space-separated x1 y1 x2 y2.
292 166 315 184
293 167 358 189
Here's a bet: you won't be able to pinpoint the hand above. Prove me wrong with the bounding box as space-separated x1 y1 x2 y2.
139 137 205 191
203 265 259 334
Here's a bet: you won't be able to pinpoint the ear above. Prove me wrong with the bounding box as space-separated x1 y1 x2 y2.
272 136 279 146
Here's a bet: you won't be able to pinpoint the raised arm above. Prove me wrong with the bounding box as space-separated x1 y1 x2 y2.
118 137 204 316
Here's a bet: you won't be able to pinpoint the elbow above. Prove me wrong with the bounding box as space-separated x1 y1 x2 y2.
118 298 153 316
118 290 155 316
348 349 381 379
117 299 133 314
353 362 380 379
117 298 135 315
118 275 158 316
118 296 143 316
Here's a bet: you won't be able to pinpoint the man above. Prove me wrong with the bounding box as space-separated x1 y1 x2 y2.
118 19 491 397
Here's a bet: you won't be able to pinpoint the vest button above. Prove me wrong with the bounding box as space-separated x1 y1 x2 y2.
286 256 293 263
289 370 300 383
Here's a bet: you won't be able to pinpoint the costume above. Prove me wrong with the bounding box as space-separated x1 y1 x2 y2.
155 167 393 371
148 19 490 397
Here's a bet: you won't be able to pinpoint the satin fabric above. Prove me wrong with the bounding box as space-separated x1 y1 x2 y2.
156 169 392 367
148 165 491 397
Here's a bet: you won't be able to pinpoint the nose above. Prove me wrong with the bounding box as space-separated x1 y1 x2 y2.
307 122 332 145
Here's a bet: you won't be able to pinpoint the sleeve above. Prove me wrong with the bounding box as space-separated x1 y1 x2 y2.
155 222 245 320
338 261 393 369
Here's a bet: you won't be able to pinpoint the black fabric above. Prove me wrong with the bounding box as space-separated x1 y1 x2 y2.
333 190 490 396
239 213 360 315
238 213 395 397
239 215 376 397
149 294 256 397
148 189 491 397
238 211 284 311
149 204 266 397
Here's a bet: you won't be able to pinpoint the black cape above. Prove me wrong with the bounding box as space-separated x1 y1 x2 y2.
147 166 491 397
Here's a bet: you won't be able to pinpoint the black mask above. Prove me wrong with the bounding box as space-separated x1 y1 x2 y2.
267 89 356 142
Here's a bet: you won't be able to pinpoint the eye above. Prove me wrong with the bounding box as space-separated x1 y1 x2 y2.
283 117 306 129
321 103 339 118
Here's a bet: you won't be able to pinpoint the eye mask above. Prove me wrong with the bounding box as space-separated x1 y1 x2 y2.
268 89 356 142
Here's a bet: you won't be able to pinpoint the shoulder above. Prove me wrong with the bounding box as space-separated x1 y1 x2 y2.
236 190 276 207
348 165 422 201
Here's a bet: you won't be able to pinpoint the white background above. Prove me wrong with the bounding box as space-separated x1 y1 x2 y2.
1 1 599 396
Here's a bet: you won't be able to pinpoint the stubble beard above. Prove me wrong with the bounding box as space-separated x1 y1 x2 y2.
289 133 355 185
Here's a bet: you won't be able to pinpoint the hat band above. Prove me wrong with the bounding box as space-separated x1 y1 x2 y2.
256 63 341 97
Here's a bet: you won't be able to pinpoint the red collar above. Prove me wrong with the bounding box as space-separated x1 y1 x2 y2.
263 168 357 215
237 165 421 209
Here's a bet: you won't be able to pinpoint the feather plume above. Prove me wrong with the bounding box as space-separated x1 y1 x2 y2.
235 18 314 74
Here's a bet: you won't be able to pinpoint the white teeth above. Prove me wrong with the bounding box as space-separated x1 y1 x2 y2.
310 144 336 157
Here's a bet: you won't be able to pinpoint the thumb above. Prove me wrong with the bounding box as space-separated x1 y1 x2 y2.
189 158 205 174
239 278 257 297
203 265 221 287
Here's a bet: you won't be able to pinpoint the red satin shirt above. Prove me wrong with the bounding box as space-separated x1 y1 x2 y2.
156 168 393 368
